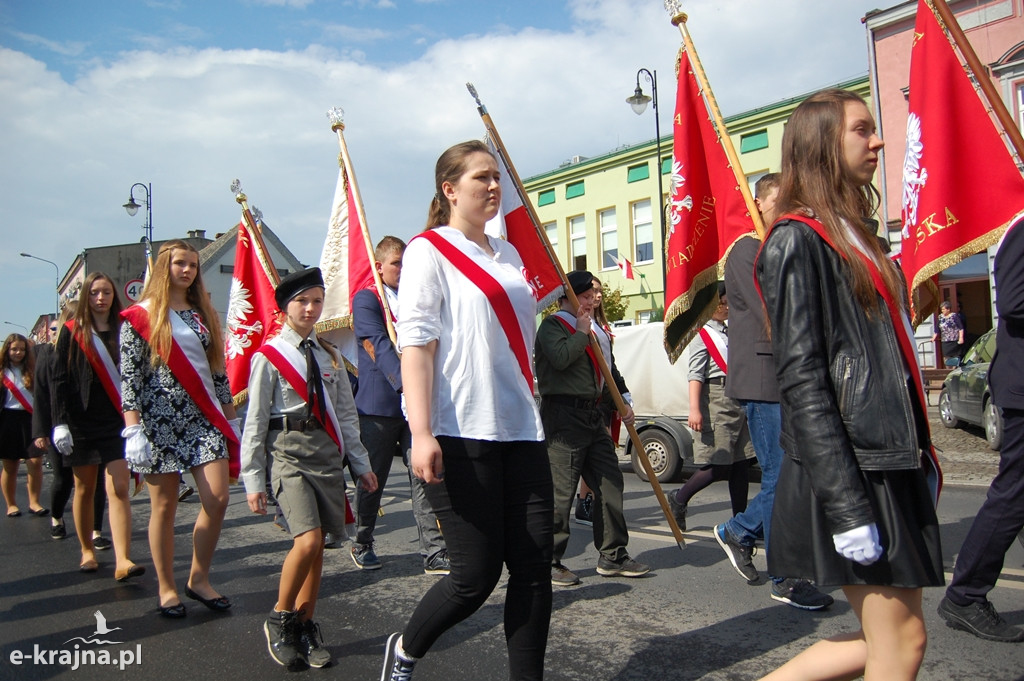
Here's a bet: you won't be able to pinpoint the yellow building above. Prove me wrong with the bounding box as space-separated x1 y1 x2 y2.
523 75 871 323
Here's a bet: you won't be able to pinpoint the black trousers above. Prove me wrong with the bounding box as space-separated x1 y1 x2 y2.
947 407 1024 605
402 437 553 681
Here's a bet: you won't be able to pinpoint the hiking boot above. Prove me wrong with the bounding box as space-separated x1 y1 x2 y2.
938 596 1024 642
770 578 834 610
264 609 303 668
51 520 66 540
381 632 417 681
300 619 332 668
714 524 758 583
574 492 594 526
423 550 451 575
666 490 687 531
596 554 650 578
551 563 580 586
351 542 382 570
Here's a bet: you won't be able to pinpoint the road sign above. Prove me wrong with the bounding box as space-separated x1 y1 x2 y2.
124 279 145 302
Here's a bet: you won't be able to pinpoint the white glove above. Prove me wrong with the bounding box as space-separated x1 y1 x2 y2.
228 417 242 441
121 424 153 468
52 424 74 456
833 523 883 565
621 392 634 408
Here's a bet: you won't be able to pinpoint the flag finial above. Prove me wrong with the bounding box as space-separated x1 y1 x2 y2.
231 179 247 205
664 0 686 23
466 83 487 114
326 107 345 132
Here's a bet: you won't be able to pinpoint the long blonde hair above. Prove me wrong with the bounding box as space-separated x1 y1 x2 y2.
139 240 226 372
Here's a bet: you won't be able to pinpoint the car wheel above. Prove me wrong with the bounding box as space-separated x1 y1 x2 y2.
938 389 959 429
630 429 682 483
983 398 1003 451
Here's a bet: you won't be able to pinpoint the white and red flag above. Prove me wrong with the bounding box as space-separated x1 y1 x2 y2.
224 217 283 403
663 48 756 360
617 255 635 280
900 0 1024 321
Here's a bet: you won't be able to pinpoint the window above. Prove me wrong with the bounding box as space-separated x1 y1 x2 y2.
600 209 618 270
626 163 650 183
566 180 585 199
661 157 671 175
569 215 587 271
1018 83 1024 133
632 199 654 264
740 129 769 153
543 221 558 252
538 189 555 207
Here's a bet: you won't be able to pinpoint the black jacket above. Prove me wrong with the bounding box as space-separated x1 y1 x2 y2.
31 343 55 440
991 218 1024 410
756 218 929 534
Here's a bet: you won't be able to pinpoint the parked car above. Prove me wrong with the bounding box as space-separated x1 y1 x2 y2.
938 328 1002 450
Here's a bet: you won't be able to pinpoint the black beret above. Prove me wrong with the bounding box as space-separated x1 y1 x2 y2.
566 270 595 296
275 267 325 309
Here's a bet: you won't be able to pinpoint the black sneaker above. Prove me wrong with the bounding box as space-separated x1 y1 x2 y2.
666 490 687 531
92 535 112 551
770 578 834 610
351 542 382 570
574 493 594 526
265 484 277 506
300 619 332 668
381 632 416 681
551 563 580 586
423 550 451 575
264 609 303 668
714 524 758 583
938 596 1024 643
51 521 66 540
596 554 650 578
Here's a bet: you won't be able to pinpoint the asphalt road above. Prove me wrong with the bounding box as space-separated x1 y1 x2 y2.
1 441 1022 681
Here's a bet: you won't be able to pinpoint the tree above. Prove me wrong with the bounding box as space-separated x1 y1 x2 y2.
601 284 628 323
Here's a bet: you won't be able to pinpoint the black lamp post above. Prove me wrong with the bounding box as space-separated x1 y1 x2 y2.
123 182 153 262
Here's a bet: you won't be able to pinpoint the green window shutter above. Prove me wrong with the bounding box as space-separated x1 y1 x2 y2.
661 157 671 174
627 163 650 183
740 129 769 153
537 189 555 206
565 180 585 199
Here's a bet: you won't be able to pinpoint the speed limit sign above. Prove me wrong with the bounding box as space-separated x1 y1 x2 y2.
124 279 145 302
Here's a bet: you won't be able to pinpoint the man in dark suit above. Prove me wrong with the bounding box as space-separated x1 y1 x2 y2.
348 236 449 575
939 218 1024 642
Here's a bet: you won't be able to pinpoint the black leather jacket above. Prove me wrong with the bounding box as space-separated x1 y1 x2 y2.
755 218 929 534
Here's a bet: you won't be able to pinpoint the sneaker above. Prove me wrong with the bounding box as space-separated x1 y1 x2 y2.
264 609 303 668
551 563 580 586
265 485 277 506
770 578 834 611
713 524 758 583
938 596 1024 643
666 489 687 531
381 632 417 681
423 550 451 575
574 493 594 526
92 535 112 551
351 542 382 570
178 483 194 502
596 554 650 578
51 520 66 540
300 619 333 668
324 532 344 549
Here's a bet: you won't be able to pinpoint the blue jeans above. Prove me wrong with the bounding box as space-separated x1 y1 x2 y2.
723 401 782 573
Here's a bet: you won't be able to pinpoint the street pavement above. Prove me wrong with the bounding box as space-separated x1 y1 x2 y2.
2 421 1022 681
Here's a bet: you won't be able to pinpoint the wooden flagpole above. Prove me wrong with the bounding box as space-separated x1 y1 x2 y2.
467 83 686 549
232 184 281 287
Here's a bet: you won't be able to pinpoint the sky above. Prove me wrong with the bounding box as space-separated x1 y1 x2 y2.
0 0 892 333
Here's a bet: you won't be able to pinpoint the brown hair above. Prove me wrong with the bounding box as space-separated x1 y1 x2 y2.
73 272 123 359
754 173 780 200
774 89 901 312
425 140 495 230
1 334 34 389
374 235 407 262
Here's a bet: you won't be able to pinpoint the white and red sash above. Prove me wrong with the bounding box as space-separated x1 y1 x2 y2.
553 311 603 390
2 368 32 412
698 326 729 375
417 230 534 391
66 320 122 412
121 303 240 480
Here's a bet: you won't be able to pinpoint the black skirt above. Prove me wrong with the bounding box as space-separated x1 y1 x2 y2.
0 408 38 460
768 455 944 588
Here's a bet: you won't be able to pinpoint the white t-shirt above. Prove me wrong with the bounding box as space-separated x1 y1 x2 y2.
398 226 544 442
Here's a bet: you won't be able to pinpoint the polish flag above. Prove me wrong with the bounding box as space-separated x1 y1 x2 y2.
618 255 635 280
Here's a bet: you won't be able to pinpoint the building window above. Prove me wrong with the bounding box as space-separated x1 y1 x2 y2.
538 189 555 206
600 208 618 271
632 199 654 264
740 129 769 153
1018 82 1024 133
543 221 558 254
566 180 585 200
569 215 587 270
661 157 671 175
627 163 650 183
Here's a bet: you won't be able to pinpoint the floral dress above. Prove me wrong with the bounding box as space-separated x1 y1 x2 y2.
120 309 233 474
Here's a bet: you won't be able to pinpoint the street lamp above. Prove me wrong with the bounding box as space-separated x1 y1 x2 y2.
3 321 28 332
626 68 668 308
123 182 153 263
20 252 60 315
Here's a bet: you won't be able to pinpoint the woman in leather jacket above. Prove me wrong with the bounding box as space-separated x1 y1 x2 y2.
755 90 942 681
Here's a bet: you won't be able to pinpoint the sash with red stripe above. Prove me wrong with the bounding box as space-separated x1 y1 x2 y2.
121 304 240 480
698 326 728 375
762 214 942 500
417 230 534 391
66 320 122 412
552 311 603 389
2 369 32 412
